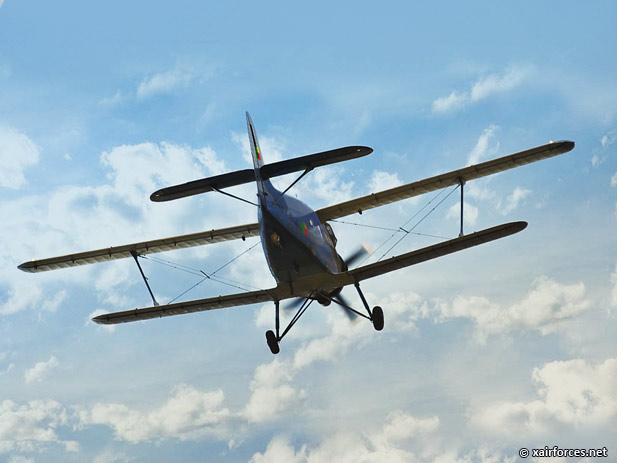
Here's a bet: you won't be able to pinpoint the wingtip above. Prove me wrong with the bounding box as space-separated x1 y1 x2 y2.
92 314 110 325
17 262 36 273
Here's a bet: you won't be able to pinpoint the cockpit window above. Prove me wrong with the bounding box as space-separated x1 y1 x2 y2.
324 222 337 247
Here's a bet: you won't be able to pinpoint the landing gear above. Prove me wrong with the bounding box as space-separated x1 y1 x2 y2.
372 306 384 331
264 283 386 354
265 330 280 354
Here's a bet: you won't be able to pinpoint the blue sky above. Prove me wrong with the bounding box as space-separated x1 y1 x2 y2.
1 1 616 462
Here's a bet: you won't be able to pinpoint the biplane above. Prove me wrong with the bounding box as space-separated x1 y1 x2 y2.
18 113 574 354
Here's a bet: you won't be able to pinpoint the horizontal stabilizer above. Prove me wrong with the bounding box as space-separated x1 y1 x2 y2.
18 222 260 273
151 145 372 202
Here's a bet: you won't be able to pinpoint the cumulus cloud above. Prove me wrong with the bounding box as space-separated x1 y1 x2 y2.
0 126 40 189
0 280 43 316
251 411 440 463
24 355 59 384
499 186 531 215
432 66 530 115
136 70 193 100
243 359 307 423
611 263 617 309
0 399 77 454
369 171 403 192
446 201 479 227
80 384 232 442
437 277 590 343
246 292 429 423
1 140 233 316
467 125 500 165
431 90 468 114
471 356 617 434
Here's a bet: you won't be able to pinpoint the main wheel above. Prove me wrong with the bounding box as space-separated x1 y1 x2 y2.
372 306 384 331
265 330 280 355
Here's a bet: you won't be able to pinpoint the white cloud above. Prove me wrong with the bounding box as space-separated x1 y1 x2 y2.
0 280 43 315
611 262 617 309
24 355 59 384
9 456 34 463
2 140 235 316
369 170 403 192
92 449 134 463
601 131 617 148
246 292 430 423
80 384 232 442
500 186 531 215
251 411 440 463
136 70 193 100
611 171 617 187
446 201 478 227
0 126 40 189
243 359 306 423
469 67 528 102
437 277 590 343
0 399 76 454
41 290 67 312
432 66 530 115
471 356 617 434
467 125 500 165
250 436 307 463
431 90 468 114
378 411 439 444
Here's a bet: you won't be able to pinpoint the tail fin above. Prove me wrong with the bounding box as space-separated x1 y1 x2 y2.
246 112 264 170
246 112 268 203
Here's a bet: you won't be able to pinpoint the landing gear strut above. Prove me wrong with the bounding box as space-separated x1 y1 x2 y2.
264 283 385 354
354 283 384 331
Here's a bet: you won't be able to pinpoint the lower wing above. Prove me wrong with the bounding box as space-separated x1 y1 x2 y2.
93 221 526 325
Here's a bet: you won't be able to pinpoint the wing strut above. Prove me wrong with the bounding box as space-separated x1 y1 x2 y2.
130 251 159 307
458 177 466 237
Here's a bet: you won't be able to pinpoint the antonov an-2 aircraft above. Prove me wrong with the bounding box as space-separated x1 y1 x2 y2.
19 113 575 354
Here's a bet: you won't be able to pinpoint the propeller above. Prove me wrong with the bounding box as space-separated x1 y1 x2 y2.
342 243 372 270
284 243 372 319
332 292 358 321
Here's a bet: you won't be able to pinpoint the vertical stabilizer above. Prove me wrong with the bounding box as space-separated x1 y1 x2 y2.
246 112 265 170
246 112 267 204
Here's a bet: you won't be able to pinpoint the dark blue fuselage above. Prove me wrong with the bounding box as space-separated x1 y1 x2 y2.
245 112 343 284
258 180 342 283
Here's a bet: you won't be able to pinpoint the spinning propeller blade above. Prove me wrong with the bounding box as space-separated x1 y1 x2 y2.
333 292 358 321
344 243 372 268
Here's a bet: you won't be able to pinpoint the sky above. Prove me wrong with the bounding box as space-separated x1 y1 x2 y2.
1 1 616 462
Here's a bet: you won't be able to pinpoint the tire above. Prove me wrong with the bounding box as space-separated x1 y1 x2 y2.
372 306 384 331
265 330 280 354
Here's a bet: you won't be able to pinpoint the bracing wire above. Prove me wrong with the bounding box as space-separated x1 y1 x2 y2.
376 184 459 261
140 240 263 303
334 184 460 266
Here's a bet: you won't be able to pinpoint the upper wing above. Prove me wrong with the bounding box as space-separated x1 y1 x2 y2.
92 221 526 325
316 141 574 222
18 222 260 273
